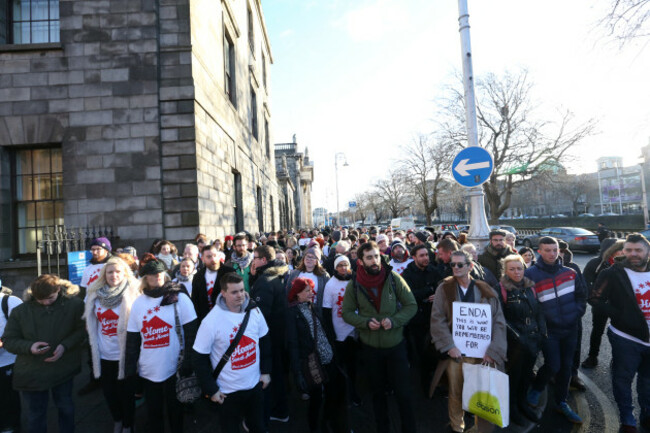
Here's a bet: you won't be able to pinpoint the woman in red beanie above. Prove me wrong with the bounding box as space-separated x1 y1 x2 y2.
286 278 349 433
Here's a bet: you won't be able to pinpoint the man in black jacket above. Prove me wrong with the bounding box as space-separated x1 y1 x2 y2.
249 245 290 427
191 244 235 323
592 233 650 433
401 244 442 394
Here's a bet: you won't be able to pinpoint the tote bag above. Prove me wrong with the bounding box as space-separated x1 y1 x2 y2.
461 363 509 427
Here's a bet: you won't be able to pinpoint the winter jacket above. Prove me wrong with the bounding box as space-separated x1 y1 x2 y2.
191 264 236 323
524 258 587 333
591 260 650 343
430 276 507 367
401 261 442 326
84 277 141 380
2 282 86 391
286 302 335 389
341 267 417 349
284 268 330 311
497 276 546 356
249 260 289 346
478 244 516 281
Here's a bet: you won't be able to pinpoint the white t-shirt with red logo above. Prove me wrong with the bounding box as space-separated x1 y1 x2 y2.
205 269 217 308
322 277 355 341
94 299 121 361
127 293 197 382
193 305 268 394
81 262 105 289
627 268 650 330
389 258 413 275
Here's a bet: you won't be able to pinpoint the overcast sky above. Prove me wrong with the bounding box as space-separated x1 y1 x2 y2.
263 0 650 213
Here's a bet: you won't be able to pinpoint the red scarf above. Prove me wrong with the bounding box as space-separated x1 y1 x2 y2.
355 260 388 311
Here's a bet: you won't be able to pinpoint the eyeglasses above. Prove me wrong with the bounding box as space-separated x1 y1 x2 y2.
450 262 468 268
304 255 317 260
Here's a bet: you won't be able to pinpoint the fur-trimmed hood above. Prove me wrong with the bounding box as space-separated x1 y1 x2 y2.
499 275 535 292
23 279 80 302
260 260 289 277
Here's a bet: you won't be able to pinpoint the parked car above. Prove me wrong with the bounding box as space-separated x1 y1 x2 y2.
521 227 600 252
432 224 460 238
578 213 595 217
640 228 650 239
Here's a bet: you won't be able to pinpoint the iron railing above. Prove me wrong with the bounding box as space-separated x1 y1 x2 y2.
36 225 115 277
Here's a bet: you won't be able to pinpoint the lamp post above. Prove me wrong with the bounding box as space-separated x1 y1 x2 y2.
334 152 349 227
457 0 491 251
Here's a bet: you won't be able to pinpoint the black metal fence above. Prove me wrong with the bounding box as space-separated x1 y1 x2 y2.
36 225 116 277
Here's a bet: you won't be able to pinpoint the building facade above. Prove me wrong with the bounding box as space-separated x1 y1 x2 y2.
274 137 313 229
0 0 286 287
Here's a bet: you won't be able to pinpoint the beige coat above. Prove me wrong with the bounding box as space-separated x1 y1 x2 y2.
430 276 507 367
84 277 140 379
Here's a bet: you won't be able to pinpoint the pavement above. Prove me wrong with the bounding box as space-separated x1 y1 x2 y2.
31 252 624 433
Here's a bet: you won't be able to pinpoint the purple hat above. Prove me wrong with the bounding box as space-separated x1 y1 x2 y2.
90 237 112 252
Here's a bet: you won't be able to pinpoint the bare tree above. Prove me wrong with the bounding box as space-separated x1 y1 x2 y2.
439 69 595 223
352 192 369 225
375 171 411 219
366 189 387 223
399 134 454 225
555 173 599 215
600 0 650 44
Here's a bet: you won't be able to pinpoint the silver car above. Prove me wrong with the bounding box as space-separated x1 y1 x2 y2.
522 227 601 252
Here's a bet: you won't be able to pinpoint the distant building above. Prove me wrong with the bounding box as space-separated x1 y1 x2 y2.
594 156 647 216
313 207 328 227
274 136 314 228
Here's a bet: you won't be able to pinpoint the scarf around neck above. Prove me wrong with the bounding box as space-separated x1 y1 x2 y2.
231 251 253 269
144 281 184 306
97 278 128 309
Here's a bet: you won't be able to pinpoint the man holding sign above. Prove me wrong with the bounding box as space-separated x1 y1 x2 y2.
430 250 506 433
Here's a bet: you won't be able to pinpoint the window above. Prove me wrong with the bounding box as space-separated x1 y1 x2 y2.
261 51 267 88
264 118 270 158
223 29 236 106
247 6 254 53
12 147 63 254
232 170 243 233
250 85 258 140
1 0 60 44
256 186 263 232
269 195 275 231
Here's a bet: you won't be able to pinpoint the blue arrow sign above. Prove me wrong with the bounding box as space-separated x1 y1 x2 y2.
451 147 494 187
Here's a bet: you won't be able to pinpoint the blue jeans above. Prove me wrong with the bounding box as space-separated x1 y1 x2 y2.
22 378 75 433
532 325 578 404
608 329 650 427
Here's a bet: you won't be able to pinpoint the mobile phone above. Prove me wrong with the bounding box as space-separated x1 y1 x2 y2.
38 346 50 352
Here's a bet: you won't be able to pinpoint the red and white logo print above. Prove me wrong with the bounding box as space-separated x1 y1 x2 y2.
230 335 257 370
97 308 119 337
87 268 101 285
206 279 215 308
336 290 345 318
634 280 650 321
141 309 172 348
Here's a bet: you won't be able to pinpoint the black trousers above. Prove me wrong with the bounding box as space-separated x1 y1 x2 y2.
572 318 583 376
143 375 183 432
588 307 609 359
219 382 265 433
306 362 349 433
100 359 135 427
0 363 21 430
335 336 359 400
362 340 416 433
506 340 537 415
263 340 289 428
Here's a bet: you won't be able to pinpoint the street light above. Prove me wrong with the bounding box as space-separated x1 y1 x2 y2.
334 152 349 227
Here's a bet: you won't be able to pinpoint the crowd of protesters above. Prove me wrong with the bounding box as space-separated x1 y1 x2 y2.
0 225 649 433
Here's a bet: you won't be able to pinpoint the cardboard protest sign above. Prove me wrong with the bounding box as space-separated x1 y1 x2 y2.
452 302 492 358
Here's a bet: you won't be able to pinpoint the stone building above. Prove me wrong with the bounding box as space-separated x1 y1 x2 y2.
274 137 313 229
0 0 280 287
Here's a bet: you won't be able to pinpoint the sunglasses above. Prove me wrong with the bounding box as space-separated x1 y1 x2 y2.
450 262 468 268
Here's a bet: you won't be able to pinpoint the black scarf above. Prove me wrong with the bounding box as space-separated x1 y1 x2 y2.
144 281 186 306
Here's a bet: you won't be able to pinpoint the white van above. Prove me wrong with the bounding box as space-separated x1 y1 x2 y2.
390 217 416 231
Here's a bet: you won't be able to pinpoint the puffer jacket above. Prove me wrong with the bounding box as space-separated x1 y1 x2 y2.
250 260 289 346
2 281 86 391
497 276 547 356
524 258 586 332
